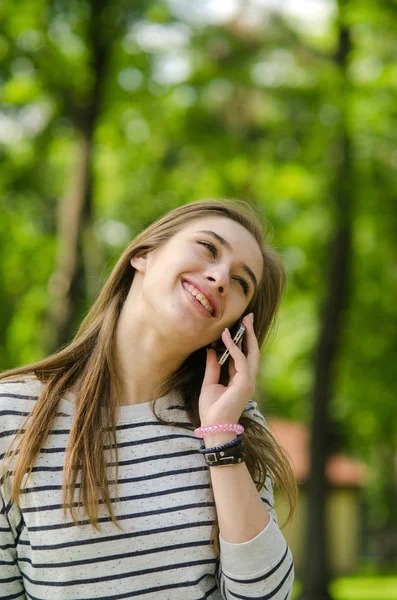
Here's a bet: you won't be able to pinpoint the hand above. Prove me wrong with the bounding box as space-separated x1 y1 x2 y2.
198 313 260 427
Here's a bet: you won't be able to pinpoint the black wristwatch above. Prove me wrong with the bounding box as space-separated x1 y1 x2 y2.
203 442 246 467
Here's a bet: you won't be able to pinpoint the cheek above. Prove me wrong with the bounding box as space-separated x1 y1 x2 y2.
177 252 204 274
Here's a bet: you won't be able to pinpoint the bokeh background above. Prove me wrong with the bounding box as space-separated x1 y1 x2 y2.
1 1 396 598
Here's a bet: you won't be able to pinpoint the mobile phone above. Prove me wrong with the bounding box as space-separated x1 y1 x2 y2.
217 322 246 365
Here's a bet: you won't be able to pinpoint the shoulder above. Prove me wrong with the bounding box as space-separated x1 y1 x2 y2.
0 376 45 459
242 399 268 429
0 375 44 425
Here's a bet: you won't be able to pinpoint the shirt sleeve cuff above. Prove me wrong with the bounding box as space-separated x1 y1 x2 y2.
219 516 287 578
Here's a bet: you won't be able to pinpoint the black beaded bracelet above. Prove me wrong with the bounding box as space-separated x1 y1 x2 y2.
199 434 243 455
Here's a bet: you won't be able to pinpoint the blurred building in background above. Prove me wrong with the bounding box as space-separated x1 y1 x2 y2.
270 418 367 575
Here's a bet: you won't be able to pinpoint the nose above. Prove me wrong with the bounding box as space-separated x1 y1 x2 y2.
205 266 229 295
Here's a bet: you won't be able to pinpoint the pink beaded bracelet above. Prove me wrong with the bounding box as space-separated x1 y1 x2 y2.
193 423 244 438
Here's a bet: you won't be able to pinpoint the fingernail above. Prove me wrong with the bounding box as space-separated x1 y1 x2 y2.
250 313 254 323
224 327 231 337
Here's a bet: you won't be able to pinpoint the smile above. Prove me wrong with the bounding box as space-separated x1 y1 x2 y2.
182 281 214 314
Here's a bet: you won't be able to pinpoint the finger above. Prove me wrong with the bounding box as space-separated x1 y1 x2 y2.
221 329 247 374
202 348 221 386
228 350 237 379
228 333 243 379
241 314 261 377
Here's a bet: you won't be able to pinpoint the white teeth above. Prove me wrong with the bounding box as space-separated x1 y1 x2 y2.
183 282 213 314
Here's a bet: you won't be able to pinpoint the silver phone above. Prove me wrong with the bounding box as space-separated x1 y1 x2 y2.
217 323 246 365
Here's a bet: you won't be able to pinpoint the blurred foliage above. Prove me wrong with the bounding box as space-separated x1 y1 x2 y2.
292 574 397 599
1 0 396 562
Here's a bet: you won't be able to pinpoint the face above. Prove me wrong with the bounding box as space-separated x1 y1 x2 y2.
130 216 263 348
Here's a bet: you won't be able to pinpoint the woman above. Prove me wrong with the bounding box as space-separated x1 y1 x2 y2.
0 199 297 600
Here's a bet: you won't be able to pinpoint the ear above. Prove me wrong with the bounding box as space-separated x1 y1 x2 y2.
130 254 147 273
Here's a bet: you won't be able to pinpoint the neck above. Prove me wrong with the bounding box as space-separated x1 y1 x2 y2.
114 307 190 407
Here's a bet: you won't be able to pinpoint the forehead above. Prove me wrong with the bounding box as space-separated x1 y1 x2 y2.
177 216 263 278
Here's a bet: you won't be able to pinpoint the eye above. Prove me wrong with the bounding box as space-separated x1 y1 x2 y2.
197 240 217 257
197 240 250 296
233 276 249 296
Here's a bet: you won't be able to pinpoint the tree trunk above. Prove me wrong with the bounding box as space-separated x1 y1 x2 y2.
46 0 113 352
298 6 353 600
47 136 93 350
375 443 397 568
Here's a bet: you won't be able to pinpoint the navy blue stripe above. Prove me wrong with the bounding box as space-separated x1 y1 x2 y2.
114 420 193 432
28 501 215 532
102 431 197 450
26 447 200 473
22 482 211 513
18 539 211 568
261 497 273 508
19 520 214 550
24 572 212 600
228 561 294 599
1 432 199 462
20 465 209 494
0 420 194 435
0 543 16 550
0 394 38 400
224 544 289 583
1 425 193 440
15 516 25 545
0 429 22 439
3 499 13 516
0 411 31 418
35 432 196 455
0 575 21 584
0 411 66 421
215 558 220 584
0 557 16 565
21 558 218 587
0 558 15 565
0 592 25 600
1 429 72 439
1 406 191 431
202 584 219 598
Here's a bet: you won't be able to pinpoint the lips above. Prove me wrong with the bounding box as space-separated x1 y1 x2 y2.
181 278 219 317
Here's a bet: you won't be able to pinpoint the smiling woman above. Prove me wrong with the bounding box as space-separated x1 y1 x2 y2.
0 199 297 600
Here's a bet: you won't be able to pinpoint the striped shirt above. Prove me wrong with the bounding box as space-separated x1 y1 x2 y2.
0 377 294 600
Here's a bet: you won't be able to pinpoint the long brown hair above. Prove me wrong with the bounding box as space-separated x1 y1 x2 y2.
0 199 297 553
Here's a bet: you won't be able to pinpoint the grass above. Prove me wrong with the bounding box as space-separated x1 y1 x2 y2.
292 576 397 600
331 576 396 600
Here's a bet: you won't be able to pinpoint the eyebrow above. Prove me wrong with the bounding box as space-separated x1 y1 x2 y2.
196 230 258 291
